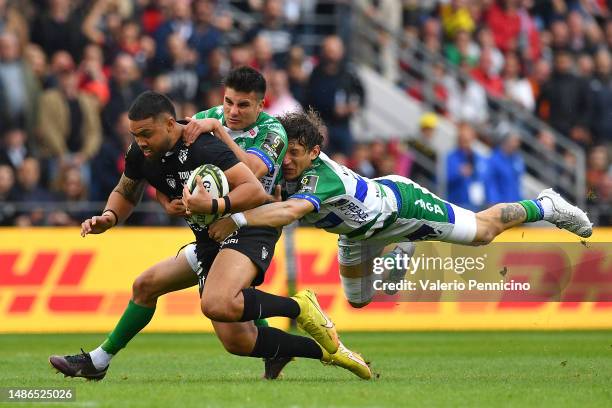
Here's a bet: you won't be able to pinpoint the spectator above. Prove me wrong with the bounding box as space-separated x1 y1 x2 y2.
502 51 535 111
476 27 505 75
250 34 276 72
77 43 110 106
0 128 30 170
527 58 551 102
486 128 524 203
537 49 592 146
486 0 521 54
264 69 302 116
471 47 505 97
446 122 489 210
245 0 295 68
30 0 86 60
0 163 17 225
188 0 223 77
305 35 364 157
102 53 146 146
160 32 198 109
407 112 438 191
197 47 229 108
586 145 612 203
446 67 489 124
48 165 91 226
23 44 54 89
153 0 194 71
440 0 475 40
588 48 612 144
37 65 102 186
577 52 595 77
13 157 54 226
349 143 376 179
445 29 479 67
0 31 40 134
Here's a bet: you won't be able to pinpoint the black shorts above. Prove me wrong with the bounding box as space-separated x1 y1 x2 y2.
194 226 281 290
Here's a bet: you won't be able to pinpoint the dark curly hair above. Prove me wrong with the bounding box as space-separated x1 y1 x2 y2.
277 108 325 151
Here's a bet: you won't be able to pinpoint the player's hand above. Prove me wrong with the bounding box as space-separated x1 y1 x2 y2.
265 185 282 203
182 176 213 213
165 199 187 217
80 213 115 237
208 217 239 242
182 117 219 146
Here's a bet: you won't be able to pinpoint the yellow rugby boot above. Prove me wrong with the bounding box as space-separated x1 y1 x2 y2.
320 341 372 380
292 289 339 354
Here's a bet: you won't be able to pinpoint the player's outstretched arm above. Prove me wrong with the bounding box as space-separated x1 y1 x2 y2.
81 174 145 237
208 198 314 242
182 117 269 178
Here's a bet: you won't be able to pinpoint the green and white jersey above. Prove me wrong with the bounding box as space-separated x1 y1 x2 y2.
193 106 288 193
286 152 398 240
287 153 461 242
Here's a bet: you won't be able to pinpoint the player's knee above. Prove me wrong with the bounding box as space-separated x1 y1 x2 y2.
201 295 240 322
341 275 374 307
348 300 371 308
219 337 251 356
132 270 158 304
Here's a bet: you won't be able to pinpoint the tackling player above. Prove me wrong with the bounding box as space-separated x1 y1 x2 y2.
208 110 593 308
49 92 372 381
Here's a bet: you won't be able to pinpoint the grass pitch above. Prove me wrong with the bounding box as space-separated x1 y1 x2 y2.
1 331 611 407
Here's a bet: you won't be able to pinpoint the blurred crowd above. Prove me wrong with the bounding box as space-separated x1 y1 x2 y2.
349 0 612 224
0 0 611 227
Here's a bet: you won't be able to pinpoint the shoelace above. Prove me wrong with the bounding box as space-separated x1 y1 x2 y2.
65 348 90 364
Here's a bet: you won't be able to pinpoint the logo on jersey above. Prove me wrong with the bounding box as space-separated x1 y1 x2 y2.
261 133 286 162
332 199 368 223
261 246 269 260
178 149 188 164
299 175 319 194
414 198 444 215
166 177 177 189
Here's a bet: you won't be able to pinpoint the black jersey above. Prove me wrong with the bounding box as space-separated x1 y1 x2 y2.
123 131 239 238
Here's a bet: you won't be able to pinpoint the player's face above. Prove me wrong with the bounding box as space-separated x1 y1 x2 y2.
129 115 174 159
282 141 320 180
223 87 263 130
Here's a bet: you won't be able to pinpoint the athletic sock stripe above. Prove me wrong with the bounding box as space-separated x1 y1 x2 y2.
445 202 455 224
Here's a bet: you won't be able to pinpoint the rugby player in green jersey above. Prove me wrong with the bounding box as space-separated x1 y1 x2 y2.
209 110 593 308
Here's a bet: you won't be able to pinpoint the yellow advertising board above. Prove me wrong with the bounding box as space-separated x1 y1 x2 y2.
0 228 288 332
0 227 611 332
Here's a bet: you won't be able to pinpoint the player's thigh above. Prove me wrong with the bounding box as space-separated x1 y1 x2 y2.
211 320 258 355
134 249 198 298
203 248 259 299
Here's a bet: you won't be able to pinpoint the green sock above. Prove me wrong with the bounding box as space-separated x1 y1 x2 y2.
518 199 544 223
254 318 269 327
101 300 155 355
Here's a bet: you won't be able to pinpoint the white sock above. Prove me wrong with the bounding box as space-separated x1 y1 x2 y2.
89 347 113 370
538 197 554 221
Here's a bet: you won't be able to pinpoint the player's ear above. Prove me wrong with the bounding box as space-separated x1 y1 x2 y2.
166 115 176 133
309 145 321 160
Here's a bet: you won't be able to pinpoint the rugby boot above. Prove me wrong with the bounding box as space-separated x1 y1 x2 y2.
320 341 372 380
537 188 593 238
292 289 339 354
49 349 108 381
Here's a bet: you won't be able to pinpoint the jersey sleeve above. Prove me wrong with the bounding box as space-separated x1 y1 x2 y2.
247 124 288 174
123 141 145 180
289 170 345 212
191 134 240 171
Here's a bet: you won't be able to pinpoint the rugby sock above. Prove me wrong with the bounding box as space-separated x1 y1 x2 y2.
99 300 155 356
537 197 555 221
90 347 112 370
249 326 323 359
518 200 544 223
240 288 300 321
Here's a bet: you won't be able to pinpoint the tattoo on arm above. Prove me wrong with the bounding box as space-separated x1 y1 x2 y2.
500 204 526 224
113 175 145 205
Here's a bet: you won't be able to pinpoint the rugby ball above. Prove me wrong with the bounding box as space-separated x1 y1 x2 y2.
186 164 230 226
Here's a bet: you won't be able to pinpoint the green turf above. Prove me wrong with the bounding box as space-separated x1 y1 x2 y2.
1 331 611 407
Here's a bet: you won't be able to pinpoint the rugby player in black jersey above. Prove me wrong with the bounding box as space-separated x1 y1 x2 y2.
49 91 372 381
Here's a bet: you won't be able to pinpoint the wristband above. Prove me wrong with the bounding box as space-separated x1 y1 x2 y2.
222 195 231 215
230 212 248 228
210 199 218 214
102 209 118 226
